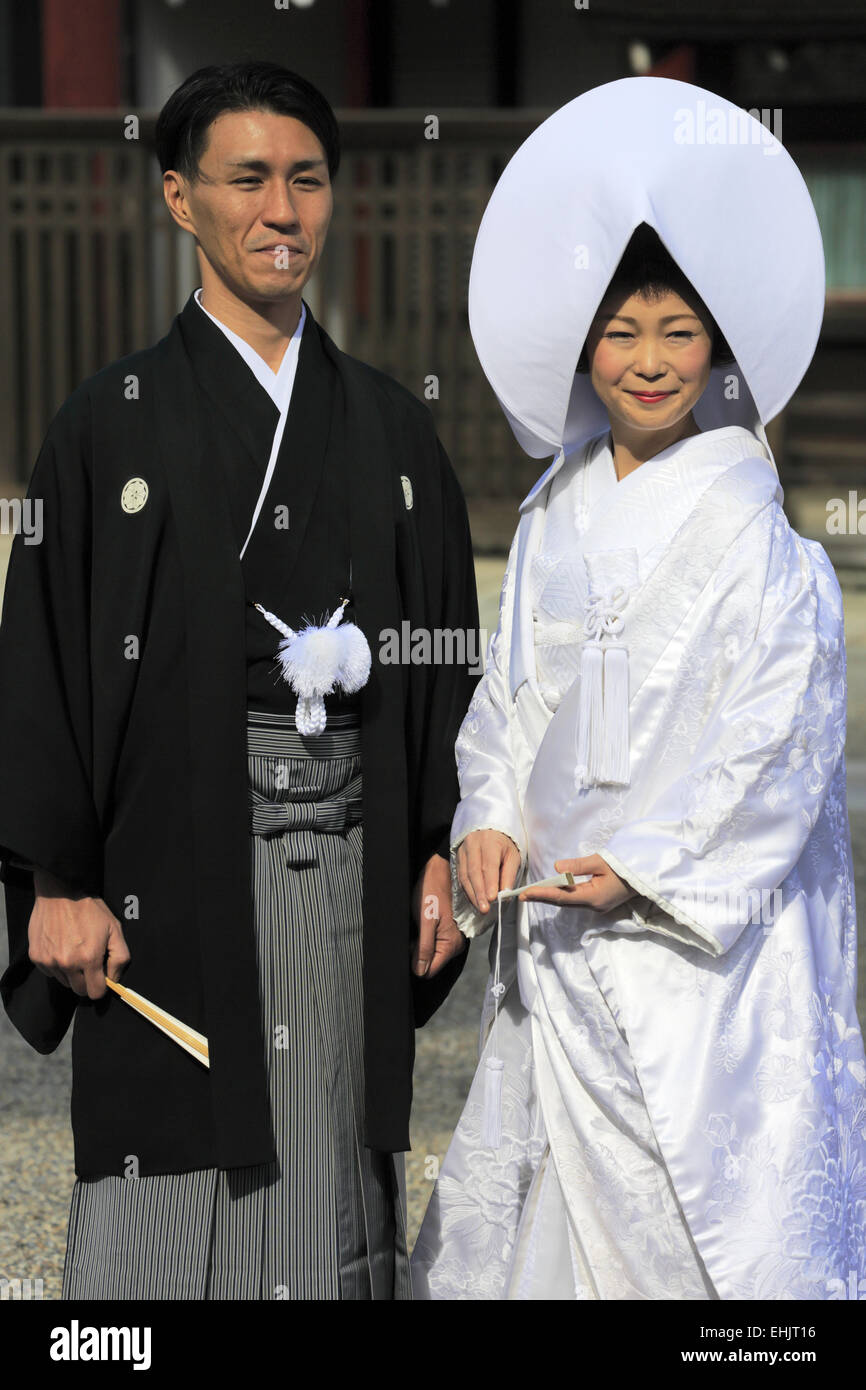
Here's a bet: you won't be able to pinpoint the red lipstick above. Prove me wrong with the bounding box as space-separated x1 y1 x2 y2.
627 390 674 404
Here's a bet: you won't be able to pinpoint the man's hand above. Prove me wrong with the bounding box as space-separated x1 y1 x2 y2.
29 869 130 999
411 853 467 978
456 829 521 915
519 854 635 913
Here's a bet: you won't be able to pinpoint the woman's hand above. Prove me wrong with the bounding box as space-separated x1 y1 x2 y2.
519 854 636 913
457 830 522 915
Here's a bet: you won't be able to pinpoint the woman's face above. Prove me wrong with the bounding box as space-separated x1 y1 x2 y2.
583 288 714 433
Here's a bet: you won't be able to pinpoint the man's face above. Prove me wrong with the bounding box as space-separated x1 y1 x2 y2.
583 288 714 433
166 108 333 305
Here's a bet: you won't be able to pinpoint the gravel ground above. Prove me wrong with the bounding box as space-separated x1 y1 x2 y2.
1 557 865 1292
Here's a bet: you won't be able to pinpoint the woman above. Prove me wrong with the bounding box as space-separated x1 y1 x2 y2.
410 76 866 1300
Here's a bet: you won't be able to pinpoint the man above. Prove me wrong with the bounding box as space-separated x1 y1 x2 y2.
0 61 477 1300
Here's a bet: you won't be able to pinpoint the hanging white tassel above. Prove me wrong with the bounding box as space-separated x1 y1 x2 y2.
480 894 507 1151
575 641 604 786
335 621 374 692
281 625 344 695
600 643 630 784
575 570 633 790
481 1057 505 1149
253 597 372 735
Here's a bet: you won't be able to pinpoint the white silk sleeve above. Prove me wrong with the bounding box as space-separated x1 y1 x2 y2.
599 515 847 958
449 539 528 939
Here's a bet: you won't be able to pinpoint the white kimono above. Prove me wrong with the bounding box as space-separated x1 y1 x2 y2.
410 425 866 1300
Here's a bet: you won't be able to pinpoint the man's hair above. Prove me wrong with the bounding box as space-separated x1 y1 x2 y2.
576 222 735 372
154 60 340 182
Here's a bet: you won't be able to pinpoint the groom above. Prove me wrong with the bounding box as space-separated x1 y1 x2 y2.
0 60 477 1298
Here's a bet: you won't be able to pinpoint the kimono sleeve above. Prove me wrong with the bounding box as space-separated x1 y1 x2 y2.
0 391 102 1049
449 529 529 940
599 512 847 958
412 439 481 865
410 437 480 1025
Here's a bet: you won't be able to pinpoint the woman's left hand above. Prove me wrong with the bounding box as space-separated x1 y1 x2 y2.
519 854 636 913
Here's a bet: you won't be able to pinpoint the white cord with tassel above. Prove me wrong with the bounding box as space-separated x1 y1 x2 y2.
480 892 507 1149
253 596 372 736
479 870 587 1150
601 641 630 784
575 578 631 789
575 641 605 785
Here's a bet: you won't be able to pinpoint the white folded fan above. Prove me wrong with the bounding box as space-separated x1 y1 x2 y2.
497 870 592 900
104 976 210 1067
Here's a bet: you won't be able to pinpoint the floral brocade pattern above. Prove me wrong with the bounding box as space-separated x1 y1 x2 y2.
417 430 865 1300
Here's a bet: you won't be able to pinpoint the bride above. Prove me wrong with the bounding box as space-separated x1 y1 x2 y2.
410 76 866 1300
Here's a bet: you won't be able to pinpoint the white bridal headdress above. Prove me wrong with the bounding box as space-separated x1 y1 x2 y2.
468 76 826 478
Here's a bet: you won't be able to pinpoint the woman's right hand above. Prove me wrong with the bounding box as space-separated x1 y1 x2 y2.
456 830 522 915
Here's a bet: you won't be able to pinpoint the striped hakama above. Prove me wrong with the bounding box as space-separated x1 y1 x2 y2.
61 709 412 1300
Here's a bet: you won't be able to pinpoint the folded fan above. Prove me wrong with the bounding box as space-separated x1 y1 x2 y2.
498 870 592 900
104 977 209 1067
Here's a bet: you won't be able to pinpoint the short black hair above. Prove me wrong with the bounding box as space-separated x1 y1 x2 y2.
154 60 340 182
575 222 735 372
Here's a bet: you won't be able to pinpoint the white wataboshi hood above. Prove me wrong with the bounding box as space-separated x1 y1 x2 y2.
467 76 826 491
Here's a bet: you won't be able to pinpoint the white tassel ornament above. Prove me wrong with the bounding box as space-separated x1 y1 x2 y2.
601 642 630 784
481 893 508 1151
574 573 632 789
254 597 372 736
479 872 588 1152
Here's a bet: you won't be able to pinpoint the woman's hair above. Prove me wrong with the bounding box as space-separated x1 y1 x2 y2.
575 222 735 372
154 60 340 182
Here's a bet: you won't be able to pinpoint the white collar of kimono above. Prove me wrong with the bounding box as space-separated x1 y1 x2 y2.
194 286 305 409
468 76 825 476
576 422 769 519
523 420 771 526
194 287 306 557
520 420 768 513
508 422 777 703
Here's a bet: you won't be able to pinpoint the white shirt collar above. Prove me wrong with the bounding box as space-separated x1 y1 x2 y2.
193 287 306 413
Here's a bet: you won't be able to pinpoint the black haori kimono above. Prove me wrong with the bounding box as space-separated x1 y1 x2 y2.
0 292 478 1294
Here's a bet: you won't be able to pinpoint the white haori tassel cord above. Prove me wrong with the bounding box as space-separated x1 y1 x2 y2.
575 581 631 788
481 891 507 1150
253 596 372 735
480 871 580 1150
